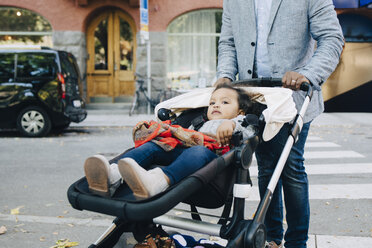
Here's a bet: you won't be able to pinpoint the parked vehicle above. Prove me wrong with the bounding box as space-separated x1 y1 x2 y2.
0 47 87 137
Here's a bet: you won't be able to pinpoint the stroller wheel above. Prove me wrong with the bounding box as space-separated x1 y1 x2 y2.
253 226 266 248
244 222 266 248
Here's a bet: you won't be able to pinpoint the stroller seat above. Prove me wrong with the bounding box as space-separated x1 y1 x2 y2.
68 145 239 222
67 79 312 248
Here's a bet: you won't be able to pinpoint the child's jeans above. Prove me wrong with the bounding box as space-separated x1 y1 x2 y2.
116 142 218 185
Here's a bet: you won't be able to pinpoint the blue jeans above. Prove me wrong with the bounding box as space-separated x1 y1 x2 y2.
116 142 218 185
255 122 311 248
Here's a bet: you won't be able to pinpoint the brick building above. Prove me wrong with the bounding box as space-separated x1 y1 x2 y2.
0 0 223 104
0 0 371 109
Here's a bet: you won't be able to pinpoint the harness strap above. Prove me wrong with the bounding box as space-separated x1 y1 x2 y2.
190 205 202 221
217 192 233 226
191 115 206 131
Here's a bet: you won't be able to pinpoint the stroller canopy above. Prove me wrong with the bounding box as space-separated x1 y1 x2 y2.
155 87 297 141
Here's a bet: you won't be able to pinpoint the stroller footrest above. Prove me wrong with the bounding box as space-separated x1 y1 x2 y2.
233 184 253 198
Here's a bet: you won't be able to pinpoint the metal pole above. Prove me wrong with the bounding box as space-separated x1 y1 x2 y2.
153 215 222 236
147 39 151 114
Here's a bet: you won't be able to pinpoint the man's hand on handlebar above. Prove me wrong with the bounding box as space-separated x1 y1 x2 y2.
213 77 232 87
282 71 310 91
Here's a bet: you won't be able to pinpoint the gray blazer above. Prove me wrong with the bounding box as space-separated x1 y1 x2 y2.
217 0 344 123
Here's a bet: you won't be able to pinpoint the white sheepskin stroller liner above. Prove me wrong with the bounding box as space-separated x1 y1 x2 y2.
155 86 297 141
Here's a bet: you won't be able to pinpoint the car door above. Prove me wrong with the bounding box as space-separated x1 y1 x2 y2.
0 52 17 126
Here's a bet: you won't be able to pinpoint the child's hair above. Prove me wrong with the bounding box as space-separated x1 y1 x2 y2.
213 83 256 115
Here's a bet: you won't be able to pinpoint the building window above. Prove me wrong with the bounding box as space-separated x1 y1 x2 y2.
338 13 372 42
0 7 52 47
167 9 222 90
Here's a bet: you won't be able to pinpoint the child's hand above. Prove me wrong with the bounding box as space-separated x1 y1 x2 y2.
217 120 236 146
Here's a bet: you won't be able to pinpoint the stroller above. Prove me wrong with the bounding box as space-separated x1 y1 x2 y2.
67 78 313 248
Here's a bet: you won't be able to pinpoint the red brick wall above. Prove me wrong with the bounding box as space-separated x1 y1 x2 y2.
1 0 138 31
1 0 222 32
149 0 223 31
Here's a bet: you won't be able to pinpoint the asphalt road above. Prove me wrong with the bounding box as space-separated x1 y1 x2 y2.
0 112 372 247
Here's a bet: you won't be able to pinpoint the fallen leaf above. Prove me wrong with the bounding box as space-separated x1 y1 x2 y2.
0 226 7 235
11 206 24 215
50 239 79 248
67 224 74 227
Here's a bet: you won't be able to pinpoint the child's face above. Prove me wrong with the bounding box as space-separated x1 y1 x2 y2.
207 88 243 120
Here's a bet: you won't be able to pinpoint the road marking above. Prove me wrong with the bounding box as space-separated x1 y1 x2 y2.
307 136 323 141
305 163 372 174
304 150 364 159
305 142 340 148
244 184 372 201
0 213 112 227
316 235 372 248
249 163 372 176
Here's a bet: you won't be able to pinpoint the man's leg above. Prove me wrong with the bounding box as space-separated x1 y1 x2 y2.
281 122 311 248
256 124 290 245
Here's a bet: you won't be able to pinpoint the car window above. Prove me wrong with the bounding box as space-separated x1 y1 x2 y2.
0 54 15 82
60 52 80 80
16 53 58 79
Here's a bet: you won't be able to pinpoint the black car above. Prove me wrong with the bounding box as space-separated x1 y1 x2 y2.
0 48 87 137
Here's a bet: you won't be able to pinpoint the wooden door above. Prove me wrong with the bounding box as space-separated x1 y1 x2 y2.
86 10 136 102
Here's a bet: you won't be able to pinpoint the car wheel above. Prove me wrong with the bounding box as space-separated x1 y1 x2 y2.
16 106 52 137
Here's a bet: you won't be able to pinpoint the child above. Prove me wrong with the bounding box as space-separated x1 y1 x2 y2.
84 84 257 198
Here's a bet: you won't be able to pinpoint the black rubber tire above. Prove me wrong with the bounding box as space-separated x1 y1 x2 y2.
53 122 71 133
16 106 52 137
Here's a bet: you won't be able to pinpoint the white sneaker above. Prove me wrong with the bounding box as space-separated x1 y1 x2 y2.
118 158 169 198
84 155 121 197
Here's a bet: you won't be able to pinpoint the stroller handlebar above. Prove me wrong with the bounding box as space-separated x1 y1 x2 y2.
233 77 283 87
233 77 313 97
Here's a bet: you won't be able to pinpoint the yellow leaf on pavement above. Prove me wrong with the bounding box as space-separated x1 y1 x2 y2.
50 239 79 248
10 206 24 215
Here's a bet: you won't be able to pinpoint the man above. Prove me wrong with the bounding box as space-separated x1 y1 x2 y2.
216 0 344 247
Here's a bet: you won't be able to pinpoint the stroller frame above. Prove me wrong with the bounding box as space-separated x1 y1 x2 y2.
67 79 313 248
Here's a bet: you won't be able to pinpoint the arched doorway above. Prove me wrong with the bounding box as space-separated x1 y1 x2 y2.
86 10 136 102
